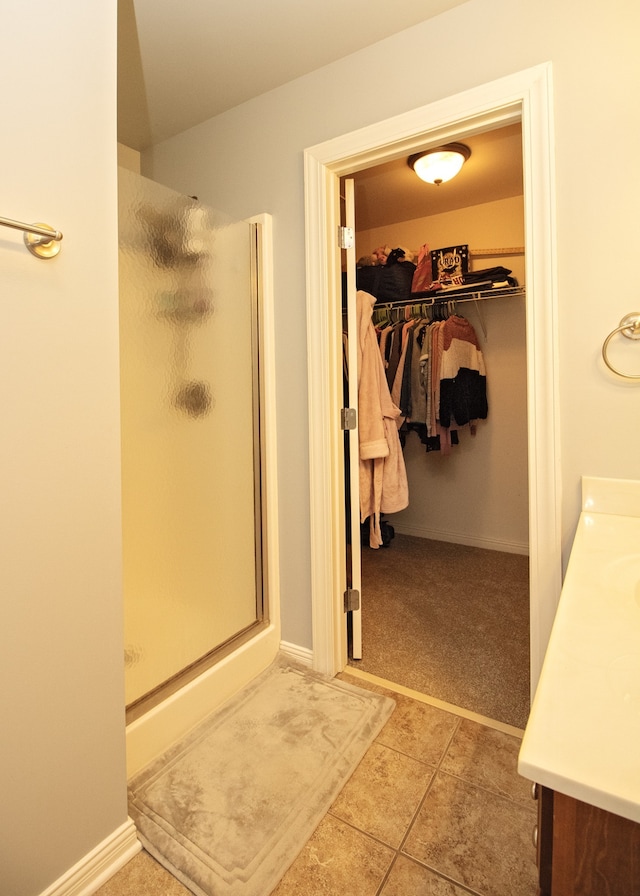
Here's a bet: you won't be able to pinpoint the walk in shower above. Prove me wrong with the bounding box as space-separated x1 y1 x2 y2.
118 168 267 718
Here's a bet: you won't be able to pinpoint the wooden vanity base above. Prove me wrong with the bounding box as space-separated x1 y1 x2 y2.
537 786 640 895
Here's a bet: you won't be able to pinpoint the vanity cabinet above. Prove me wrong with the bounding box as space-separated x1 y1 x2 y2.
534 785 640 896
519 480 640 895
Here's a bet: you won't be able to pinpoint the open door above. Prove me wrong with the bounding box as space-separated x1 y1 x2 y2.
343 178 362 659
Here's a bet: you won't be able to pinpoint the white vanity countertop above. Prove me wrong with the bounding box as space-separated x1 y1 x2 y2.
518 477 640 823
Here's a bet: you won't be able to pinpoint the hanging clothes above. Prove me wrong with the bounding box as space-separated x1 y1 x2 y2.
356 291 409 548
371 301 488 453
390 318 416 423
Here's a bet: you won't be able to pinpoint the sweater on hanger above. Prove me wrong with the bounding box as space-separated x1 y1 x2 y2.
356 291 409 548
439 315 488 429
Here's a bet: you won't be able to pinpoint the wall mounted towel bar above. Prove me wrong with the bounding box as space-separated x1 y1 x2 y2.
602 312 640 380
0 215 63 258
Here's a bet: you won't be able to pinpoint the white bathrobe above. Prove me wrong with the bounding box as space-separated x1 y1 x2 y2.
356 291 409 548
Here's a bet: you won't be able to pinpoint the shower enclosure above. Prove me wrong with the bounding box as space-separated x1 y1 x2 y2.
118 168 266 714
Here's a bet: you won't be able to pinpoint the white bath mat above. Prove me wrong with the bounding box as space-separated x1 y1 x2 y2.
128 653 394 896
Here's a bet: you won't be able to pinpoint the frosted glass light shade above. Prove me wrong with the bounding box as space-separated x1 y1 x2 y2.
409 143 471 185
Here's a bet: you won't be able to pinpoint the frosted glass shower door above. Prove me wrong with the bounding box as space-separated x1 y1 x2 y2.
118 168 262 707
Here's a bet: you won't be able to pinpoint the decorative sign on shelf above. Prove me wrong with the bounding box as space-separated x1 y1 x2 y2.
430 244 469 288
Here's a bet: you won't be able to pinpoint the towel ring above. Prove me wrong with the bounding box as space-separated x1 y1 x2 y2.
602 313 640 380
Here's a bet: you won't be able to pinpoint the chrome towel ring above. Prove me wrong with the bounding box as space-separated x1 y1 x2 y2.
602 313 640 380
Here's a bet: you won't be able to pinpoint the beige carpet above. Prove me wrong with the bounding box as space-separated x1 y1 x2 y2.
351 534 530 729
128 654 395 896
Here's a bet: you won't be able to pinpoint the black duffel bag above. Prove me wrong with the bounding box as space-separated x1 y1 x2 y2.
356 248 415 302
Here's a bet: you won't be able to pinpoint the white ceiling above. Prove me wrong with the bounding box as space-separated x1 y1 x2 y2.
117 0 469 150
117 0 523 226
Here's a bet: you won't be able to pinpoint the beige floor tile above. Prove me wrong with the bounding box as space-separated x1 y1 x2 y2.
330 741 434 847
271 814 394 896
94 851 191 896
439 718 533 805
375 693 460 766
403 771 538 896
381 855 481 895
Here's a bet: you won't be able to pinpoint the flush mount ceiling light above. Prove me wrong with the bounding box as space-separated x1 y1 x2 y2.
408 143 471 186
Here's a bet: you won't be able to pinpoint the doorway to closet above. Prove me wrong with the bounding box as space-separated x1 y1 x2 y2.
343 124 530 730
303 64 562 722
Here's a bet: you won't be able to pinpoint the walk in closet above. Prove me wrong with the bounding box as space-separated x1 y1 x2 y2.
343 123 531 730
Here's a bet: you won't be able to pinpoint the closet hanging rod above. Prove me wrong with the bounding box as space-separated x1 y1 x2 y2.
0 215 63 259
373 285 525 310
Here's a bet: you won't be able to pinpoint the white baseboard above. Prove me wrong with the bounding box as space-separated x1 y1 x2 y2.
39 818 140 896
392 523 529 556
279 640 313 666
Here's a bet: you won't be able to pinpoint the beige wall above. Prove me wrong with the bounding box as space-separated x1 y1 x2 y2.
1 3 128 894
118 142 141 173
147 0 640 650
355 195 526 286
356 195 528 551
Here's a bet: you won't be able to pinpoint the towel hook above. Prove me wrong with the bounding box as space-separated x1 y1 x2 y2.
602 312 640 380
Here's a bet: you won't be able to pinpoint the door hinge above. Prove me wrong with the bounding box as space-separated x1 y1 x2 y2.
338 226 354 250
340 407 357 430
344 588 360 612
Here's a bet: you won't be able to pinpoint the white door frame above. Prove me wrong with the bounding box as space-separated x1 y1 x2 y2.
304 63 561 697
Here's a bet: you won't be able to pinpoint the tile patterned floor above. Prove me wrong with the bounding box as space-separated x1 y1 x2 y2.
98 675 538 896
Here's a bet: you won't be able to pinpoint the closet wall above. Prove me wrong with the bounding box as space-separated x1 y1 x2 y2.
356 194 528 554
